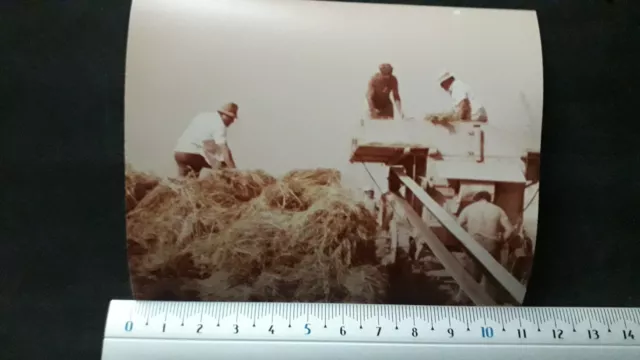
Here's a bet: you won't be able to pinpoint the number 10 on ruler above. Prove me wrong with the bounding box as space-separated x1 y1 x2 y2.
481 327 494 338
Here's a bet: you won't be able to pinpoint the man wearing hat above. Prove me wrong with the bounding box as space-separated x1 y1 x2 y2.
438 71 488 123
365 63 404 120
173 102 238 177
362 186 379 216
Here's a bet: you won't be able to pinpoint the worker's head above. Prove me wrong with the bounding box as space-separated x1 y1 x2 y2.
363 187 375 199
379 63 394 79
473 191 492 202
438 71 455 91
218 102 239 126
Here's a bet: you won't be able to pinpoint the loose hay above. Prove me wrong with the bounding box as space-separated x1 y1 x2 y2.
282 168 341 187
424 111 458 124
127 165 389 303
424 111 459 134
125 165 160 213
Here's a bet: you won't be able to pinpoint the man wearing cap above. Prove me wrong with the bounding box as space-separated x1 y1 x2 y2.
438 72 488 123
173 102 238 177
362 186 379 217
366 63 404 120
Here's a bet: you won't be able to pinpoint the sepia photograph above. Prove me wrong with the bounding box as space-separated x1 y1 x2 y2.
124 0 543 306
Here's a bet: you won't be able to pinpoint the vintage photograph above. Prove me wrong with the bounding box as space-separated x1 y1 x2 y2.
124 0 543 306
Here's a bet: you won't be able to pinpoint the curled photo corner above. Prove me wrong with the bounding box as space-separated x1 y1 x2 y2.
124 0 543 307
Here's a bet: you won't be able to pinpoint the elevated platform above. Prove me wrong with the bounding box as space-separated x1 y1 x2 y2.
432 157 526 184
350 143 428 164
349 118 537 164
349 119 431 164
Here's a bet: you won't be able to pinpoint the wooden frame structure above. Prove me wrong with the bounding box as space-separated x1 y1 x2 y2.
390 167 526 305
351 135 528 305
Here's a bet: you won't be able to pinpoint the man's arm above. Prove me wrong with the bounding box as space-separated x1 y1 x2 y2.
207 121 237 169
457 208 468 229
451 85 471 120
391 76 403 118
219 144 236 168
499 210 514 240
455 99 472 121
202 141 236 169
202 140 222 166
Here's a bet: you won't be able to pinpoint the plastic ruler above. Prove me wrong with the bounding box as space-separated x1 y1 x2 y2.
102 300 640 359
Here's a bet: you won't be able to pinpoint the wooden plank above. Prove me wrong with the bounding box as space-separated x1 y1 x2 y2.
414 156 427 217
402 156 416 211
351 142 429 159
388 166 402 194
352 156 389 163
390 194 497 305
494 182 525 226
391 167 526 304
426 270 452 278
434 159 526 183
385 151 411 166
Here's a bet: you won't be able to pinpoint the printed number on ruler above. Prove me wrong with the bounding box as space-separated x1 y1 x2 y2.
108 302 640 345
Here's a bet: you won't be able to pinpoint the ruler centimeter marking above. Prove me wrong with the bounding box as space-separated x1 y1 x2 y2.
105 300 640 347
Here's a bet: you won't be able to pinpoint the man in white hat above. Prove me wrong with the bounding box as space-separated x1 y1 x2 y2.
173 102 239 177
379 191 419 262
438 71 488 123
362 186 379 216
365 63 404 120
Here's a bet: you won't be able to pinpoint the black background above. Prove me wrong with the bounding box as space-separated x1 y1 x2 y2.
1 0 639 358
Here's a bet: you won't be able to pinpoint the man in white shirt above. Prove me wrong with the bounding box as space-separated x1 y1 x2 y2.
362 186 379 217
173 102 238 177
438 71 488 123
380 191 420 262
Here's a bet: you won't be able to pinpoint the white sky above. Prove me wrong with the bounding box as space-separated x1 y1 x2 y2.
125 0 543 194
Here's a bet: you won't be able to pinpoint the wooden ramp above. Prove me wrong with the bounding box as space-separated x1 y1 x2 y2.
389 193 497 305
391 167 527 305
350 118 531 305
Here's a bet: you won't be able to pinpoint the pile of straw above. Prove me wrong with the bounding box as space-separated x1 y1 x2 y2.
125 165 160 213
126 166 389 303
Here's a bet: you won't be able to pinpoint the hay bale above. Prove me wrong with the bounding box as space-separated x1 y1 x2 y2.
195 211 296 283
256 181 310 211
342 265 388 303
252 270 300 301
181 272 254 301
126 166 389 303
282 168 341 187
125 165 160 213
196 169 276 203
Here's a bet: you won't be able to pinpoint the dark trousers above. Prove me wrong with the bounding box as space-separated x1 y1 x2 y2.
174 152 212 177
468 234 501 282
454 234 502 303
372 101 394 119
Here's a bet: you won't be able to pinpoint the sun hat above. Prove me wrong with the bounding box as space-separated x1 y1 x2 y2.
437 71 455 84
218 102 239 118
